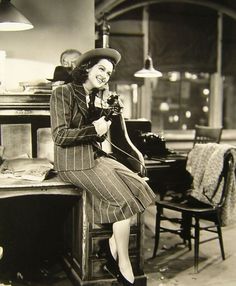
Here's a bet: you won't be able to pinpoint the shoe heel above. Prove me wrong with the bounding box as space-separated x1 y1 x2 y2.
103 264 119 278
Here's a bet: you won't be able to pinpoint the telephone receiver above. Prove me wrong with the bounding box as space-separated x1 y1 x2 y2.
91 83 109 98
90 85 121 121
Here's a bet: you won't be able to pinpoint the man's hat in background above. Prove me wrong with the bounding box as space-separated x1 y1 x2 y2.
47 66 72 83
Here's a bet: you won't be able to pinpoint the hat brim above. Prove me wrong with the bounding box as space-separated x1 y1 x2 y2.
46 66 71 82
76 48 121 68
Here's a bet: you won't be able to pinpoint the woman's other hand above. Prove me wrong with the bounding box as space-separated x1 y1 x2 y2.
92 116 111 136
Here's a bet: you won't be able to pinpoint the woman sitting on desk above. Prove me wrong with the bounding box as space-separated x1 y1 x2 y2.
50 48 156 286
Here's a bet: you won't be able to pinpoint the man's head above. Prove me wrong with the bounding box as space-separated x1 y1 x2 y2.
60 49 81 70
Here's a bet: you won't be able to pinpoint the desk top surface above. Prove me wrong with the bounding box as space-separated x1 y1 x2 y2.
0 175 72 189
0 175 80 199
0 154 187 198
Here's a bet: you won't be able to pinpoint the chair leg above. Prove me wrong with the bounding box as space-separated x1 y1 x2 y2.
152 204 162 258
217 225 225 260
216 214 225 260
182 212 192 251
194 217 200 273
186 216 192 251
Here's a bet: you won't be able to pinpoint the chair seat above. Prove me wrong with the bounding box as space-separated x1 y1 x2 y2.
157 200 216 214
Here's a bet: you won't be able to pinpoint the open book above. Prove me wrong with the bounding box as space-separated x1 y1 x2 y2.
0 157 54 182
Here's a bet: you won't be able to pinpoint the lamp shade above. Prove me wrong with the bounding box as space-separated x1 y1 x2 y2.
134 55 162 78
0 0 33 31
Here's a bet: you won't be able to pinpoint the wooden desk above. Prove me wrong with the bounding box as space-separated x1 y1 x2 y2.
0 93 51 158
0 162 189 286
0 176 146 286
0 94 188 285
145 155 191 199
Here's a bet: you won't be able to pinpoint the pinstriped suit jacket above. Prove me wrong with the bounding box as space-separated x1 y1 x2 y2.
50 83 102 171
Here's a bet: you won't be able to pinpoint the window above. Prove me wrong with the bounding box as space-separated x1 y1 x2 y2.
114 73 236 132
151 72 210 131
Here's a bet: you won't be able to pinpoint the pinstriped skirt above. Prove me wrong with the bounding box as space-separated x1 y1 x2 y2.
59 156 157 224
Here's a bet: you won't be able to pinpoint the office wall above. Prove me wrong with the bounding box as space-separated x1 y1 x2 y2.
0 0 94 89
0 0 95 158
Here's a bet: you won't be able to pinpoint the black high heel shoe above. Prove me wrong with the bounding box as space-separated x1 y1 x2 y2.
117 270 135 286
101 239 119 278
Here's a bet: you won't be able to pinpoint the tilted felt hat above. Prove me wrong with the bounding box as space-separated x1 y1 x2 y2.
47 66 72 83
76 48 121 68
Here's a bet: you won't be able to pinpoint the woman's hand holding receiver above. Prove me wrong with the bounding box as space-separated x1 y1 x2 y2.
92 116 111 136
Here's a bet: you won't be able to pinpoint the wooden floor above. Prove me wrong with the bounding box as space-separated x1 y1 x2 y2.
0 206 236 286
144 206 236 286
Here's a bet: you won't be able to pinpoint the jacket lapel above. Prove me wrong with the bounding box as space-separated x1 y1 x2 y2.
68 83 89 118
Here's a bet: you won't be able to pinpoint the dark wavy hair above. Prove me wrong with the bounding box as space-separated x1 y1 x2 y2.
72 57 116 84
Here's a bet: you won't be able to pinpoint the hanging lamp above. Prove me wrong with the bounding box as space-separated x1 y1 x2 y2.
134 55 162 78
0 0 33 31
134 6 162 78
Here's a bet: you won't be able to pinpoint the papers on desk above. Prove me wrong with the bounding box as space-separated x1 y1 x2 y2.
0 157 53 182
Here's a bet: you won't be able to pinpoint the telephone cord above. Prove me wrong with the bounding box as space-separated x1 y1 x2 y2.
104 137 147 177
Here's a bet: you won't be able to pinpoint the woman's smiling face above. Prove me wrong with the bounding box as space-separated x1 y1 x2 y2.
86 59 113 90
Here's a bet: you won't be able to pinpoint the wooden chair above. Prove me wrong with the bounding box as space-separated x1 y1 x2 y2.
194 125 222 145
152 152 234 273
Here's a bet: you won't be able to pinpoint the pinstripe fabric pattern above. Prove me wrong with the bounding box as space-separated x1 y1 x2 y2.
50 83 99 171
59 157 156 224
50 83 157 224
